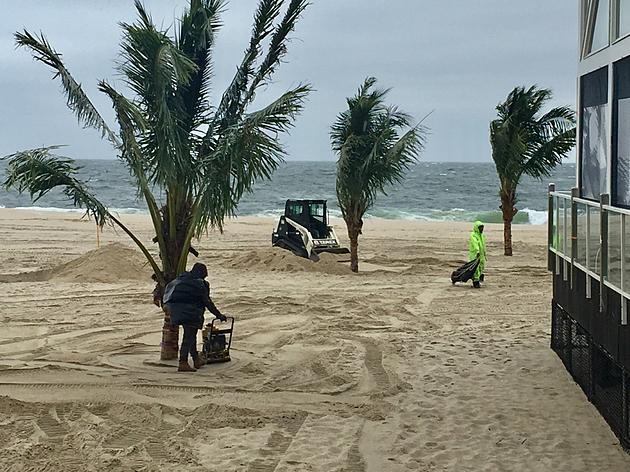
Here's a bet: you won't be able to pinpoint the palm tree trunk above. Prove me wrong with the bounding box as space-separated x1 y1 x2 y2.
347 218 363 273
160 255 180 360
158 205 191 360
503 216 513 256
350 231 359 272
500 189 517 256
161 310 179 360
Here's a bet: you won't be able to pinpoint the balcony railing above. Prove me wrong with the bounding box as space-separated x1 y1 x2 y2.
549 184 630 324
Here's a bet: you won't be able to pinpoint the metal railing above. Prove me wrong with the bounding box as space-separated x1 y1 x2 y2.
549 184 629 324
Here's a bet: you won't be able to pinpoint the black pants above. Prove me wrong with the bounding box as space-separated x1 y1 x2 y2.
180 326 199 362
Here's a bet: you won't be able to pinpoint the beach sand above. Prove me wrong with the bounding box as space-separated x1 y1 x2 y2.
0 208 628 471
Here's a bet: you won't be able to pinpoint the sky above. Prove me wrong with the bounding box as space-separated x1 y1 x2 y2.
0 0 578 162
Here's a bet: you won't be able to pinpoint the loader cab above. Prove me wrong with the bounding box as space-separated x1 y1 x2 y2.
285 200 330 239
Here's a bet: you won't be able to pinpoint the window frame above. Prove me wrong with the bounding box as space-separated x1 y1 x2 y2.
583 0 613 58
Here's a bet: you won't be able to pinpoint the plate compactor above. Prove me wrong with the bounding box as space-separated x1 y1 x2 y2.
200 317 234 364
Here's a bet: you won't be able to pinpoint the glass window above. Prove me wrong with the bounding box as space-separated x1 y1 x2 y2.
613 57 630 206
309 203 323 216
590 0 610 53
288 203 303 217
582 0 593 54
617 0 630 38
581 67 609 201
309 203 324 223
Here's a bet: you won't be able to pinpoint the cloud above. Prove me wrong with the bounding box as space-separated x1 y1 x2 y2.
0 0 577 162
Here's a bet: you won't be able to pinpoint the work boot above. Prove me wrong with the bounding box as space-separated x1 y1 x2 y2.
178 361 196 372
472 280 481 289
192 355 204 369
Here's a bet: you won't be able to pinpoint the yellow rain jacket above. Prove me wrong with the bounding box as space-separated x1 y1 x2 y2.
468 221 486 281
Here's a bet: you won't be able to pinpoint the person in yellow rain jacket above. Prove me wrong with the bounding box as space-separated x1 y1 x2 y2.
468 221 486 288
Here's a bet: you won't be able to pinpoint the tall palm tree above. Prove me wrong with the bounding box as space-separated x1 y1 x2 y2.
490 86 575 256
331 77 425 272
3 0 311 359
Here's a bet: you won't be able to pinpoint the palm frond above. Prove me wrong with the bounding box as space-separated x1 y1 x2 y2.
3 146 166 281
176 0 226 133
98 80 163 219
15 30 119 146
522 127 576 178
3 147 109 227
119 11 198 187
194 83 310 233
241 0 310 108
211 0 284 130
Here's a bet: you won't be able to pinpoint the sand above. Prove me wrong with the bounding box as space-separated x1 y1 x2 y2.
0 208 628 471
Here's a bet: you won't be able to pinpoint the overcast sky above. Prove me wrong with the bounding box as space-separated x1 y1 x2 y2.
0 0 578 162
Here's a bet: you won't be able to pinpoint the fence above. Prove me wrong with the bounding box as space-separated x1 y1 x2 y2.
549 185 630 324
552 302 630 447
549 184 630 448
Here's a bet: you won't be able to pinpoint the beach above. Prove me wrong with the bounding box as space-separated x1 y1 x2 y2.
0 209 628 471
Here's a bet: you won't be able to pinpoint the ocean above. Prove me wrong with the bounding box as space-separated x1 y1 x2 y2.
0 160 576 225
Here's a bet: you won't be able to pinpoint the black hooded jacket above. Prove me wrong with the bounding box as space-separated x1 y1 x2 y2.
163 272 222 328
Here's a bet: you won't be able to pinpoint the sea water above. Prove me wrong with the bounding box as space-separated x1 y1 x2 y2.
0 160 575 224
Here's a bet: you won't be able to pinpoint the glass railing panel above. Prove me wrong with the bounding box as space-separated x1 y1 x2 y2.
551 196 558 250
557 198 565 254
565 199 572 256
576 203 588 266
588 205 601 275
608 211 622 286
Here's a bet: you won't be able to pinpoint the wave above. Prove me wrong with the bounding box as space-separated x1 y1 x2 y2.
3 205 548 224
10 206 149 215
521 208 548 225
109 207 150 215
252 207 548 225
13 206 86 214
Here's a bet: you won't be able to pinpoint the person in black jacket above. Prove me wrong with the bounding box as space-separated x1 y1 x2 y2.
163 262 226 372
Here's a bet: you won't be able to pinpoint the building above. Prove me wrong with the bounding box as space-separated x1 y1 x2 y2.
550 0 630 448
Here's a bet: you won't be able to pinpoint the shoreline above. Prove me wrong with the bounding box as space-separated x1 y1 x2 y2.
0 206 550 225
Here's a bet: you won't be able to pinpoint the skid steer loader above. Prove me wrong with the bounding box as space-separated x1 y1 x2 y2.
272 200 349 260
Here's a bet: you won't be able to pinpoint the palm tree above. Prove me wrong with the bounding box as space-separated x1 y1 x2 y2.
3 0 311 359
490 86 575 256
331 77 425 272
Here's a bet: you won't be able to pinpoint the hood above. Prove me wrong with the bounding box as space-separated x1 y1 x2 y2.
473 220 484 234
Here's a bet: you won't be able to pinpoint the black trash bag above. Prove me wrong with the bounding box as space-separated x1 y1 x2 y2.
451 257 480 284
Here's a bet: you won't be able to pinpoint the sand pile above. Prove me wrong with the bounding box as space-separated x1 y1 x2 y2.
1 243 152 283
227 248 352 275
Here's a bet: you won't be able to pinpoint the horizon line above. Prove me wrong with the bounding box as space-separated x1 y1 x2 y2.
59 158 576 165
